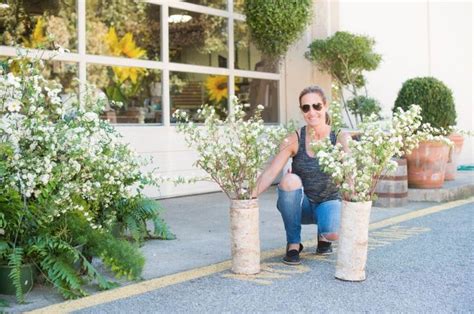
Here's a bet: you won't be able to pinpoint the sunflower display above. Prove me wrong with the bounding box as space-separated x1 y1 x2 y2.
105 27 147 84
23 17 48 48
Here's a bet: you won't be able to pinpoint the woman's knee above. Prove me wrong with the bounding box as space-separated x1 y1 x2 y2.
279 173 302 191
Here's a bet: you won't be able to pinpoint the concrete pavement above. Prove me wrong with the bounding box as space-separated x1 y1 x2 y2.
2 172 473 312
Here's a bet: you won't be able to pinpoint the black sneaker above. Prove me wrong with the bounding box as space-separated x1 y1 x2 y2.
283 243 304 265
316 241 333 255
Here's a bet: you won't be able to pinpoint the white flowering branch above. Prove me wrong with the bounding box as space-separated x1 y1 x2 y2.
174 96 291 200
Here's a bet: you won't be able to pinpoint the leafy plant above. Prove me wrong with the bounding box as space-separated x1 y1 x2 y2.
113 196 175 243
244 0 312 64
347 96 381 122
393 77 456 132
306 31 382 127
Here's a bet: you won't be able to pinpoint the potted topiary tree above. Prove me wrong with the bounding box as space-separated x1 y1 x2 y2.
174 98 291 275
305 31 382 128
244 0 312 68
393 77 458 187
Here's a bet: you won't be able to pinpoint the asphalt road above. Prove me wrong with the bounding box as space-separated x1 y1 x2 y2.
75 202 474 313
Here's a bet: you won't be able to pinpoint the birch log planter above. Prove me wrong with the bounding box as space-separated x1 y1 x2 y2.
335 200 372 281
230 199 260 274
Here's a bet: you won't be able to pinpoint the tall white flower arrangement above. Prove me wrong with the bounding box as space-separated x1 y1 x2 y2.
174 96 291 200
311 104 453 202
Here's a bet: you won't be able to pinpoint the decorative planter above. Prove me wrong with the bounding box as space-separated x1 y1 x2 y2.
444 133 464 181
406 140 450 189
230 199 260 275
335 200 372 281
374 158 408 208
0 264 34 295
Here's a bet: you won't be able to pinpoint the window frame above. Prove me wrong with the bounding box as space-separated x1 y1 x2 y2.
0 0 283 126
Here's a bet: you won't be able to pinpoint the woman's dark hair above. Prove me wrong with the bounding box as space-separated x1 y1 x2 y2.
298 85 331 125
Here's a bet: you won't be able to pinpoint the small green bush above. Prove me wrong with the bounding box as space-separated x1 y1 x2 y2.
393 77 456 131
244 0 312 60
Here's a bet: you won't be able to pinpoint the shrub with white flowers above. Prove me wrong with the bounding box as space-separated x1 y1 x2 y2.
0 55 156 230
174 97 291 200
311 104 454 202
0 52 169 301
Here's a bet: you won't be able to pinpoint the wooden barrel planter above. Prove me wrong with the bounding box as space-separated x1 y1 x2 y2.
406 140 450 189
374 158 408 207
444 133 464 181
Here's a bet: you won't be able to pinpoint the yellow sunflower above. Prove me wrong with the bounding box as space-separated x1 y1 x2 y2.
112 66 146 84
105 27 146 59
24 17 47 48
205 76 239 103
105 27 147 84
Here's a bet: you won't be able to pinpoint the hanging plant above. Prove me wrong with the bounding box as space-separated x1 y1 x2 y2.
244 0 312 63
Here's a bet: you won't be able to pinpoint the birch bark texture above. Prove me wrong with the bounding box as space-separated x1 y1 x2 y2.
230 199 260 274
335 200 372 281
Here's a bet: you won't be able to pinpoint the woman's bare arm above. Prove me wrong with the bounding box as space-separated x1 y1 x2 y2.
252 132 298 198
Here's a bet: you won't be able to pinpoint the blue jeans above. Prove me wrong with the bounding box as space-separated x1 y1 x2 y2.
276 187 341 244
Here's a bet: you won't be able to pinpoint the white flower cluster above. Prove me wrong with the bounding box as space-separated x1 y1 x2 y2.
0 55 158 230
328 100 346 133
174 96 290 200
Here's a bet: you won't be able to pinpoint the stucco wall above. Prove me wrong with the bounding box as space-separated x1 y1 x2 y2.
337 0 473 165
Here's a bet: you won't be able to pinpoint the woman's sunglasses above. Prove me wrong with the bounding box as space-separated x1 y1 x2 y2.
300 103 323 113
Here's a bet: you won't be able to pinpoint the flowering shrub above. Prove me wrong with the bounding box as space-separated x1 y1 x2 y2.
0 52 167 301
174 96 291 200
0 55 156 230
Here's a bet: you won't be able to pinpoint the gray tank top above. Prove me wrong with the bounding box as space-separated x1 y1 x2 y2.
291 126 340 203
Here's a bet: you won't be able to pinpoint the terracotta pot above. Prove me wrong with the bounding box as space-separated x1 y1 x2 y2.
444 133 464 181
230 199 260 275
406 140 450 189
374 157 408 208
335 200 372 281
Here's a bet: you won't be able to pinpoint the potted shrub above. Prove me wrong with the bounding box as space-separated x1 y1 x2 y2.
174 98 290 274
0 53 169 303
393 77 456 187
244 0 312 67
311 110 418 281
374 105 424 207
306 31 382 127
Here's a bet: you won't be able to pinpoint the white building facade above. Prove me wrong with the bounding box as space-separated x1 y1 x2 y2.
0 0 471 198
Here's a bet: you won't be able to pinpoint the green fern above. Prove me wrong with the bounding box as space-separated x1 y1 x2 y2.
79 252 118 291
7 247 24 303
30 236 86 299
114 196 175 242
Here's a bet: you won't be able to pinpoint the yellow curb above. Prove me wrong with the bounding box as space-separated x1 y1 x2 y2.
29 197 474 313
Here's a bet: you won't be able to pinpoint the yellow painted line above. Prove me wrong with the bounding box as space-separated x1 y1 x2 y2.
29 197 474 314
368 197 474 231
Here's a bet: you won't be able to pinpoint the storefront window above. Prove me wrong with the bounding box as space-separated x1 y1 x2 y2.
234 0 245 13
169 9 227 68
170 72 234 122
236 77 279 123
180 0 226 10
86 0 160 61
0 1 280 125
234 21 278 73
0 0 77 51
88 64 162 124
